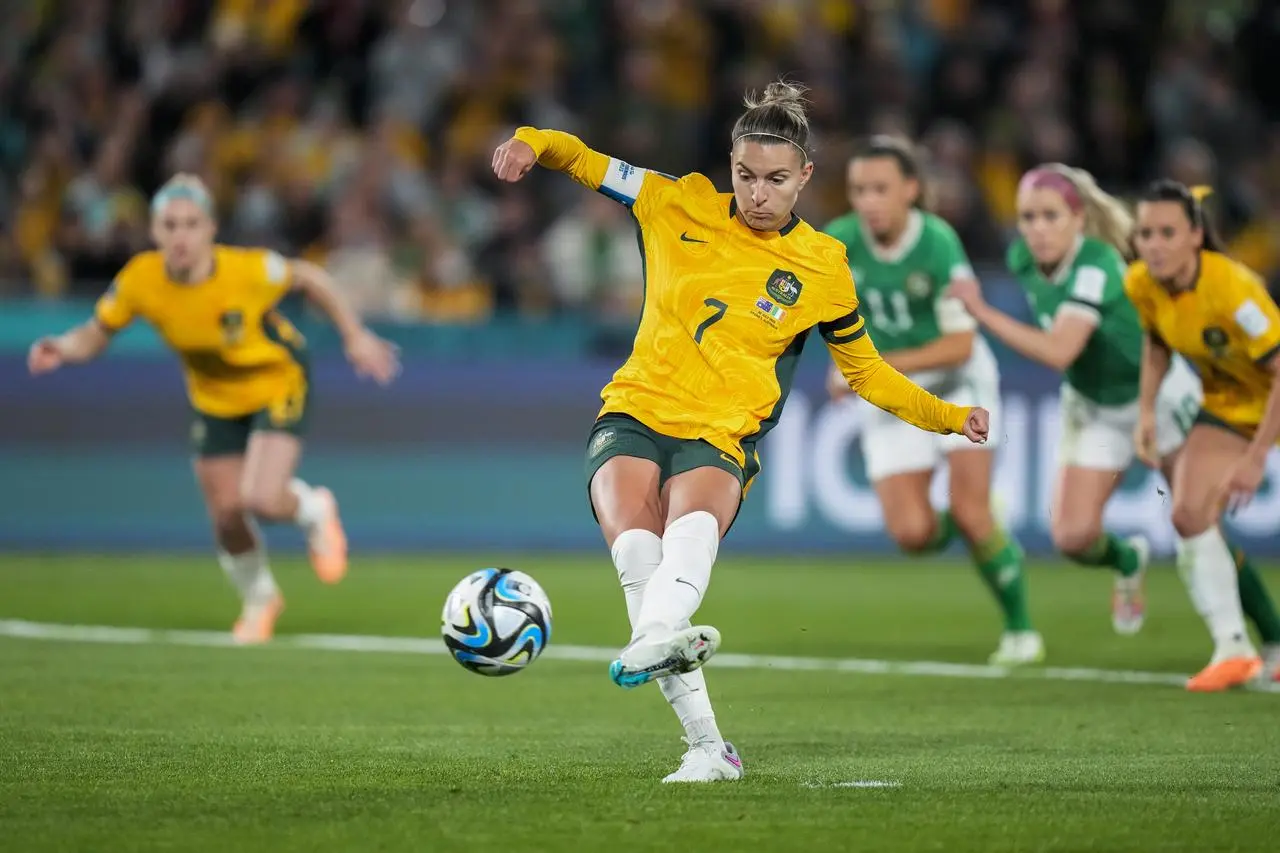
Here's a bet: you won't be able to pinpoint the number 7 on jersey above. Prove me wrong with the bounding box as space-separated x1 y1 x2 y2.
694 298 728 344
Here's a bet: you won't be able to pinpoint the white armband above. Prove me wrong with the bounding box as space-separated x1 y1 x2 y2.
598 159 647 207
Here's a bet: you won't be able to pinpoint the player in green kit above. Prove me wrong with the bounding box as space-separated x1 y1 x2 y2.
825 137 1042 666
947 165 1280 660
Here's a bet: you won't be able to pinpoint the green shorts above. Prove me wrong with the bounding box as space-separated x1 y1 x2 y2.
191 384 312 458
584 414 749 519
1194 409 1257 440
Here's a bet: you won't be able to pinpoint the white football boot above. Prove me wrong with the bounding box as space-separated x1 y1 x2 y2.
609 625 721 689
1111 535 1150 635
988 630 1046 666
1260 643 1280 684
662 738 744 783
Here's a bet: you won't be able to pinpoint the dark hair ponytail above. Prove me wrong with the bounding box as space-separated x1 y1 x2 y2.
1138 179 1224 252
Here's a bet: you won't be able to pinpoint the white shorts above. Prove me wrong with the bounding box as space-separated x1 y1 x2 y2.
1058 356 1203 470
858 338 1002 482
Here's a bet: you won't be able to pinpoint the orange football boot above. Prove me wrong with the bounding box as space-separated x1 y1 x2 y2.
307 487 348 584
1185 656 1262 692
232 594 285 645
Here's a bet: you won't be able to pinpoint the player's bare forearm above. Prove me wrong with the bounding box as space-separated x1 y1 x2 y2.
513 127 609 191
1246 352 1280 463
291 260 364 343
884 331 974 373
58 321 112 363
971 301 1090 372
1139 332 1172 415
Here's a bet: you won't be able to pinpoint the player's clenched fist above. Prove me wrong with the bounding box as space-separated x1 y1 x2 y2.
963 407 990 444
27 338 64 375
492 138 537 182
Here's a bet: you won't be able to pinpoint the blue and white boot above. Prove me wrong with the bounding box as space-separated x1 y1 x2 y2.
608 625 721 689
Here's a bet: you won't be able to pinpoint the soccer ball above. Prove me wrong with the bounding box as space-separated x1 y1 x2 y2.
441 568 552 676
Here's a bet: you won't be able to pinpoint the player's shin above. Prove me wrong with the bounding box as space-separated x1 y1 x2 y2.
289 478 329 530
1177 528 1256 661
218 525 284 643
217 544 279 603
1070 532 1143 577
612 530 724 742
967 526 1033 633
633 511 720 636
611 529 662 627
1231 544 1280 645
921 509 958 553
658 670 722 745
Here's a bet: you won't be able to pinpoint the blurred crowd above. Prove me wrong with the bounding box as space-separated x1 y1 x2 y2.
1 0 1278 322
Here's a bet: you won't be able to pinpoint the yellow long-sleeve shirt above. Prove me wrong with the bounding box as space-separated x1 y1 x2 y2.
516 127 971 482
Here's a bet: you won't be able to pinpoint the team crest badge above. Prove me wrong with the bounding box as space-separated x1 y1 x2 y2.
589 429 616 457
766 269 803 306
219 309 245 345
906 272 932 299
1202 326 1228 357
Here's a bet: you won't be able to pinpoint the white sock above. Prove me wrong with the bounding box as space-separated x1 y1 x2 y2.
290 478 327 531
218 547 278 604
611 527 722 747
1176 527 1256 662
634 511 720 637
658 672 721 746
612 529 662 626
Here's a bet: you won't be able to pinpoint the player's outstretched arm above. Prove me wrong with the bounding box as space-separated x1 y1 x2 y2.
824 311 987 443
947 278 1094 371
27 320 113 375
289 260 400 386
492 128 667 212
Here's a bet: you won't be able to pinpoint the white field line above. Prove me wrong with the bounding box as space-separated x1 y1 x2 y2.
1 618 1277 694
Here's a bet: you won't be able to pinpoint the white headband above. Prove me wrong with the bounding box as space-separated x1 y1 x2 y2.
733 132 809 164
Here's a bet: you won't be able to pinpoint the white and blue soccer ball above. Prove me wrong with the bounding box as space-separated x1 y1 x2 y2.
441 568 552 676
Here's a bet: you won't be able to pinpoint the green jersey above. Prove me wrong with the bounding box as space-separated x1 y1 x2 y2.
1006 236 1142 405
823 210 978 353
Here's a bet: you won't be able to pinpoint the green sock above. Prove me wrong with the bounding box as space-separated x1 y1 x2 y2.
968 527 1033 632
1068 532 1141 578
1232 544 1280 645
920 509 958 553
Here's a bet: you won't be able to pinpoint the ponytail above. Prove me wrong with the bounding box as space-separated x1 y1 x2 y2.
1138 180 1224 253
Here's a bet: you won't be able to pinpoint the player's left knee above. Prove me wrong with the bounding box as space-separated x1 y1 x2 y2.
1051 518 1103 557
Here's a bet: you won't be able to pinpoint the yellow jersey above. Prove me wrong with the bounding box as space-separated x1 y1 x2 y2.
95 246 308 419
1125 251 1280 433
514 128 969 474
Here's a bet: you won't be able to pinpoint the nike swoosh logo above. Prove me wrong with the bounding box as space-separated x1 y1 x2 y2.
680 232 708 243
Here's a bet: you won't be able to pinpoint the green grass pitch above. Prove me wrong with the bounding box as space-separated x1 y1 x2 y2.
1 553 1277 852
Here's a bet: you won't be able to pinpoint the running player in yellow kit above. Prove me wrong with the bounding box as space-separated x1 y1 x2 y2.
493 81 987 782
1128 180 1280 691
27 175 400 645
